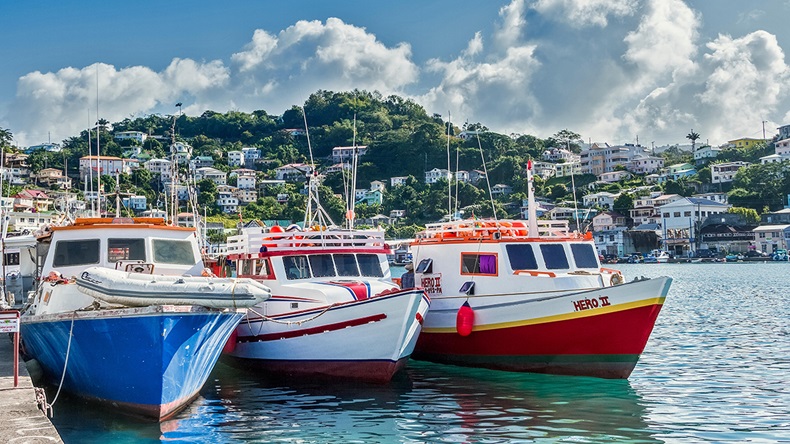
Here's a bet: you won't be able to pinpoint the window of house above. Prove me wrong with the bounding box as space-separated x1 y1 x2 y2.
663 213 670 218
684 211 691 217
53 239 100 267
461 253 498 275
673 212 681 217
107 238 146 262
609 235 615 241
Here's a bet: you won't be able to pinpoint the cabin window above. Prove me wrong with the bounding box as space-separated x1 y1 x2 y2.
461 253 497 275
53 239 100 266
4 252 20 266
334 254 359 276
152 239 196 265
107 238 146 262
506 244 538 270
283 256 310 280
357 254 384 277
540 244 570 269
570 243 599 268
309 254 336 278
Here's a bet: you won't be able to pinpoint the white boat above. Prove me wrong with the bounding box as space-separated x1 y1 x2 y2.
224 225 430 383
20 217 270 420
644 250 670 263
408 161 672 379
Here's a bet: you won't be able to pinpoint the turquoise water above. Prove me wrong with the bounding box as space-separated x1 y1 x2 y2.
48 263 790 442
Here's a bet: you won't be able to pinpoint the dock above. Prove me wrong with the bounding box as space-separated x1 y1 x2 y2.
0 333 63 443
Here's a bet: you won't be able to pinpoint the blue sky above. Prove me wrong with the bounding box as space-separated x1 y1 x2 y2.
2 0 789 148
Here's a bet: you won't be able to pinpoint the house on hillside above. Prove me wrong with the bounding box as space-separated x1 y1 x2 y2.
727 138 768 150
275 163 313 182
711 161 749 184
592 212 628 232
425 168 451 184
583 191 619 209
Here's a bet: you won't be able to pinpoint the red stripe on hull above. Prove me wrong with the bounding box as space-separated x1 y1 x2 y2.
238 313 386 342
414 303 663 379
224 356 410 384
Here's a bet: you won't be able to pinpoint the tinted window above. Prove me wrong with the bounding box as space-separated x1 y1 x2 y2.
152 239 196 265
283 256 310 280
309 254 336 278
461 253 497 275
334 254 359 276
506 244 538 270
53 239 100 266
571 243 599 268
357 254 383 277
108 238 146 262
540 244 570 269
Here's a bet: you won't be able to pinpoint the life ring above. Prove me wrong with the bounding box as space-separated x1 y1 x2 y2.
610 273 624 286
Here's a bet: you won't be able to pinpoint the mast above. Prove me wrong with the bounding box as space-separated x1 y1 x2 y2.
446 112 452 220
527 159 538 236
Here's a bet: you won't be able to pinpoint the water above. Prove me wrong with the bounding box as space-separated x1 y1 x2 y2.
47 263 790 442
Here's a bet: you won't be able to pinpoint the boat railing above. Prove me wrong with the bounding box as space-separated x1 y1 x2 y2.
417 219 574 240
227 228 388 256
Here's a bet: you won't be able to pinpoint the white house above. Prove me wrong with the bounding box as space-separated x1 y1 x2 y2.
170 142 192 164
216 186 239 214
228 151 244 167
583 191 620 209
79 156 129 180
242 147 260 167
711 162 749 184
694 145 721 164
122 195 147 211
599 171 631 183
628 155 663 174
658 197 730 255
195 167 227 185
113 131 147 144
425 168 451 184
144 158 173 181
455 170 470 183
491 184 513 197
332 146 368 163
275 163 313 182
592 212 627 232
554 160 582 178
390 176 409 187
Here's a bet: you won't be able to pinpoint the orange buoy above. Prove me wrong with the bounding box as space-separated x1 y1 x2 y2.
270 225 284 233
456 301 475 337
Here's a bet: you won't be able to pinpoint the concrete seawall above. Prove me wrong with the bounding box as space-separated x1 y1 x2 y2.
0 333 63 443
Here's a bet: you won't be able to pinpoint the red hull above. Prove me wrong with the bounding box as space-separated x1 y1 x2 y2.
225 356 410 384
413 303 663 379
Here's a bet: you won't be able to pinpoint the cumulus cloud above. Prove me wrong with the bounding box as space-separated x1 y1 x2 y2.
5 18 417 146
532 0 638 28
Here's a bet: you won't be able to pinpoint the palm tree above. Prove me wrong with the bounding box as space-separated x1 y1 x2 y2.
686 130 701 152
0 127 12 149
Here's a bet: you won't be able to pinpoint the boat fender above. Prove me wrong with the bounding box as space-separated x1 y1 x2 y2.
610 273 624 286
456 301 475 337
222 329 238 354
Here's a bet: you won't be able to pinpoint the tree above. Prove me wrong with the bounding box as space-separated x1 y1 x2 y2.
686 130 701 152
727 206 759 224
613 193 634 216
0 127 13 149
551 129 582 152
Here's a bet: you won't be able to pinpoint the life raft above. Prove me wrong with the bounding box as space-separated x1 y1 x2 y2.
76 267 271 309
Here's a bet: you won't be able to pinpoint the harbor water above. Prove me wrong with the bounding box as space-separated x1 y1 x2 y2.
46 263 789 442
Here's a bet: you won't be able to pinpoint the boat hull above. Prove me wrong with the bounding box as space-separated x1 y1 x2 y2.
20 306 242 420
226 289 430 383
413 277 671 379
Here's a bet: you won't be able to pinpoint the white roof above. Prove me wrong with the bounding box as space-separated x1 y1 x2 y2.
753 224 790 231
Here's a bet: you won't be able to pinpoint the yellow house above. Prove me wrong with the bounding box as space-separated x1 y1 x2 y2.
727 138 768 150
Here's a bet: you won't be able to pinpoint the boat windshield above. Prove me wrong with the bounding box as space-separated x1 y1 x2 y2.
505 244 538 270
539 244 570 269
152 239 196 265
53 239 100 267
108 238 146 263
570 243 599 268
282 253 383 280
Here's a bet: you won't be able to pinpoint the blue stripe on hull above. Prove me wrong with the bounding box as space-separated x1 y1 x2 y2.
20 311 242 420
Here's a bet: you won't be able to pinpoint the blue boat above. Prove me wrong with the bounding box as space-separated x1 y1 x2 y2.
21 306 241 419
19 217 269 420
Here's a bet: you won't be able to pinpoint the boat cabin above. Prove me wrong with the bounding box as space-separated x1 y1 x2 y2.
42 218 205 278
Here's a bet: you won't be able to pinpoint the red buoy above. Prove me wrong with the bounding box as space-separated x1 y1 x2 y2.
456 301 475 337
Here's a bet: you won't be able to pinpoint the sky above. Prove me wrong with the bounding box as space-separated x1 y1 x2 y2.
1 0 789 148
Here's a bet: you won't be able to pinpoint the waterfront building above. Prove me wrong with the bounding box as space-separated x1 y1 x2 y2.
658 197 730 256
752 225 790 253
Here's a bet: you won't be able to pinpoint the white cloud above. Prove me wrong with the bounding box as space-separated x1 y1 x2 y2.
5 18 417 146
532 0 638 27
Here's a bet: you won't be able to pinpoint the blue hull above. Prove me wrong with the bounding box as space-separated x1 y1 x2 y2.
20 308 242 420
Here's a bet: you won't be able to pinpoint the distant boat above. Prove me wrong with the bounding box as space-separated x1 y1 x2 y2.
20 217 269 420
